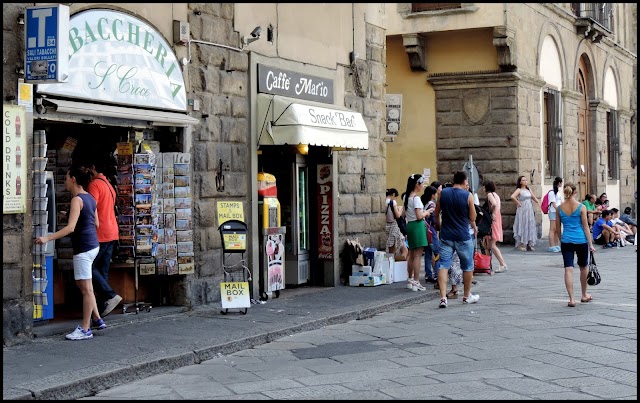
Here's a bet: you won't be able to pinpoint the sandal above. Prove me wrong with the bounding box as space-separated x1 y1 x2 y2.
568 302 576 307
447 289 458 299
581 295 593 303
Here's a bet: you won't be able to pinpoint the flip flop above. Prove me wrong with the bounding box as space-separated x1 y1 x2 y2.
581 295 593 303
568 302 576 307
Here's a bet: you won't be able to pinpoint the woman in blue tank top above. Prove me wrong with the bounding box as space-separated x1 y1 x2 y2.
556 182 595 307
35 166 104 340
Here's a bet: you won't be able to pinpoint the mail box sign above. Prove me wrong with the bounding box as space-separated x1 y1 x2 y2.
24 5 69 83
258 64 334 104
220 282 250 309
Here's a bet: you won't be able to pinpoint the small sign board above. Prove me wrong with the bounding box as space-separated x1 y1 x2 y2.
24 4 69 83
220 282 250 309
385 94 403 136
222 233 247 251
217 201 244 226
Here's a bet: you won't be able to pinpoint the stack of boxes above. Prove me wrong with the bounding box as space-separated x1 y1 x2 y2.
348 247 385 286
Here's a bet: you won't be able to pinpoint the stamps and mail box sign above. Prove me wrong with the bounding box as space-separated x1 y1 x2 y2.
37 9 187 111
24 5 69 83
220 282 250 309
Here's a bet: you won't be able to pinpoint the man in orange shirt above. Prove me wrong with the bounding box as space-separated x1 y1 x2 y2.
84 156 123 318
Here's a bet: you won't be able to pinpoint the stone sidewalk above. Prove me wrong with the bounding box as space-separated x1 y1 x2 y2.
3 243 637 400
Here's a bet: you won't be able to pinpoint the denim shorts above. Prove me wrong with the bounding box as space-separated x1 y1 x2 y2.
560 242 588 268
73 247 99 280
548 211 557 221
438 238 474 272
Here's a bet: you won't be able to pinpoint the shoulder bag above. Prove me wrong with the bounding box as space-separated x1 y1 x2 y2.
586 252 601 286
388 200 407 236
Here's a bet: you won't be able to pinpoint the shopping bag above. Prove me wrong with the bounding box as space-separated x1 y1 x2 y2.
473 251 491 270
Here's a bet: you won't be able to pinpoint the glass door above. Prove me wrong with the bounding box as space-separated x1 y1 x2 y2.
295 163 309 255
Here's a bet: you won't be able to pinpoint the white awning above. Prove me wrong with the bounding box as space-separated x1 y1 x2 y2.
257 94 369 150
41 98 199 127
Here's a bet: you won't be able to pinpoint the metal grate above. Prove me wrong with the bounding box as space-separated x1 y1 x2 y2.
412 3 462 12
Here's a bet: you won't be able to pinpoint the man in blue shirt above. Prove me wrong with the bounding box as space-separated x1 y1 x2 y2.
592 210 621 248
435 171 479 308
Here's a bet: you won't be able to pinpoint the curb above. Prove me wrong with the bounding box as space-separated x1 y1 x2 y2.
7 291 436 400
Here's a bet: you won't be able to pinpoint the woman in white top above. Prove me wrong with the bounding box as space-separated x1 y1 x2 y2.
402 174 431 292
385 188 408 260
547 176 563 253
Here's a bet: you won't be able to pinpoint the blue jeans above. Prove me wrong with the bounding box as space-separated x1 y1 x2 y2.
438 238 475 272
92 241 117 307
424 236 440 280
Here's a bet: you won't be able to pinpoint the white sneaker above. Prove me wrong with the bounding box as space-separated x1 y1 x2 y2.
65 325 93 340
494 265 508 273
439 298 448 308
462 294 480 304
412 282 426 292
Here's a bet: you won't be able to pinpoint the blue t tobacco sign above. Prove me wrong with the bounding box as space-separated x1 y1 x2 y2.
258 64 334 104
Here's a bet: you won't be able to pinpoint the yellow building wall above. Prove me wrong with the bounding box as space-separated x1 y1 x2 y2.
385 29 499 191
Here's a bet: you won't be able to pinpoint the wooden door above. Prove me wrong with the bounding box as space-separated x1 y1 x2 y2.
576 69 589 199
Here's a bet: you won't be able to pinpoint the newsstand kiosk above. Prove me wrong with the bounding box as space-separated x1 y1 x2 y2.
258 172 286 301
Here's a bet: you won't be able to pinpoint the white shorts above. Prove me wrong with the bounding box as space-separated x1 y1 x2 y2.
73 247 99 280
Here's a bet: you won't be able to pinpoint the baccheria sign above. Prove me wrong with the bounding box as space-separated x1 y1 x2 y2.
38 9 187 111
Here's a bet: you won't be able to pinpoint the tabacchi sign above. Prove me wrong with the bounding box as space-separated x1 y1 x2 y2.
37 9 187 111
258 64 334 104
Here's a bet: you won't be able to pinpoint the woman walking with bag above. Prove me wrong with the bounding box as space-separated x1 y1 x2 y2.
547 176 563 252
483 181 507 272
511 175 540 251
556 182 595 307
403 174 429 291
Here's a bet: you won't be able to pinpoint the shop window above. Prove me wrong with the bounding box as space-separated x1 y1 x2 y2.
607 109 620 179
544 88 563 178
411 3 462 12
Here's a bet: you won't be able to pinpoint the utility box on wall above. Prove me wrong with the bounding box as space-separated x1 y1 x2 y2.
173 20 189 44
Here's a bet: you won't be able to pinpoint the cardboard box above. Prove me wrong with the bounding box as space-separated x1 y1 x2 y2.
352 265 372 276
363 247 377 266
393 261 409 283
349 274 385 287
381 254 395 284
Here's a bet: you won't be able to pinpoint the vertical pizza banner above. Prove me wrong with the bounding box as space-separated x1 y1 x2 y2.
317 164 333 260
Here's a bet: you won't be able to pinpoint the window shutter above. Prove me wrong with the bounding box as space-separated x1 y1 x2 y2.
547 88 562 177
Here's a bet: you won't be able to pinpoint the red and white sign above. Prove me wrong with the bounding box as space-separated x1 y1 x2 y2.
317 164 333 260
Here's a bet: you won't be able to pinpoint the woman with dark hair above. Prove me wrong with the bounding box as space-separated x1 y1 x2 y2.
582 193 601 226
510 175 540 251
483 181 508 272
547 176 564 252
403 174 430 291
421 185 439 283
35 166 104 340
385 188 408 259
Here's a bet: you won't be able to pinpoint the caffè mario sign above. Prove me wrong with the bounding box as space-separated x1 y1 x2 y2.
37 9 186 111
258 64 334 104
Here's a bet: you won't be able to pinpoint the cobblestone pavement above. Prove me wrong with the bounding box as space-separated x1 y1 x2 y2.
84 246 637 400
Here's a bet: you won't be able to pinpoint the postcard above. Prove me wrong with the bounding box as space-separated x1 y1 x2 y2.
156 229 165 244
118 215 134 226
135 184 152 195
164 213 176 229
176 230 192 243
166 243 178 259
166 259 178 275
178 261 195 275
156 258 166 275
134 153 151 166
136 225 154 236
174 186 191 198
119 236 135 247
175 197 191 209
175 219 191 231
175 153 190 164
139 262 156 276
163 198 176 213
134 164 153 175
175 208 191 221
155 243 166 258
135 174 152 185
162 183 174 199
174 175 190 187
174 163 190 176
177 241 194 256
135 193 152 207
165 228 177 244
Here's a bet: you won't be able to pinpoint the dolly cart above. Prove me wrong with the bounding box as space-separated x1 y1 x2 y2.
219 220 252 315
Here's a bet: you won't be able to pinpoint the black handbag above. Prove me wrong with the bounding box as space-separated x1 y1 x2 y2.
388 201 407 236
587 253 601 286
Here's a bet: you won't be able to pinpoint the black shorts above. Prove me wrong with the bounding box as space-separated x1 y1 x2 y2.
560 242 588 268
594 234 607 245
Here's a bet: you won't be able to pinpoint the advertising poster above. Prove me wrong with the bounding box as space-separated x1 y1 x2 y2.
266 233 284 291
317 164 333 260
3 105 27 214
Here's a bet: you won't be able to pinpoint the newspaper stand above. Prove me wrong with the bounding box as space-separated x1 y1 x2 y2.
219 220 252 315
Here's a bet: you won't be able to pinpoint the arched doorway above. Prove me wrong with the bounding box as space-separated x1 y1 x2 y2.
576 58 590 198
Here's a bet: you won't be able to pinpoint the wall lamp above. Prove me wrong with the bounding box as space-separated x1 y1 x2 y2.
17 13 25 25
360 167 367 191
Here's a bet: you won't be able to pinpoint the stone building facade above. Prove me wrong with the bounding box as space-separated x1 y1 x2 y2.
385 3 637 242
3 3 388 346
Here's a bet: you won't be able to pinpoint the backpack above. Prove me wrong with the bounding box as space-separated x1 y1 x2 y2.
475 203 492 238
541 191 551 214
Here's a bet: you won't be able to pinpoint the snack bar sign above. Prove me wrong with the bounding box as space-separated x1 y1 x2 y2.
24 4 70 83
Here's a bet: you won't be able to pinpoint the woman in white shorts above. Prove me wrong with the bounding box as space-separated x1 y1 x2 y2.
36 166 103 340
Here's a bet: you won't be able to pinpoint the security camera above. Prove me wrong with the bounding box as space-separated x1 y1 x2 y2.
242 26 262 48
250 26 262 38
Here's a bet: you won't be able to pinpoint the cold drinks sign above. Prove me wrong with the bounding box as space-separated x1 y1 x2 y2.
3 105 27 214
